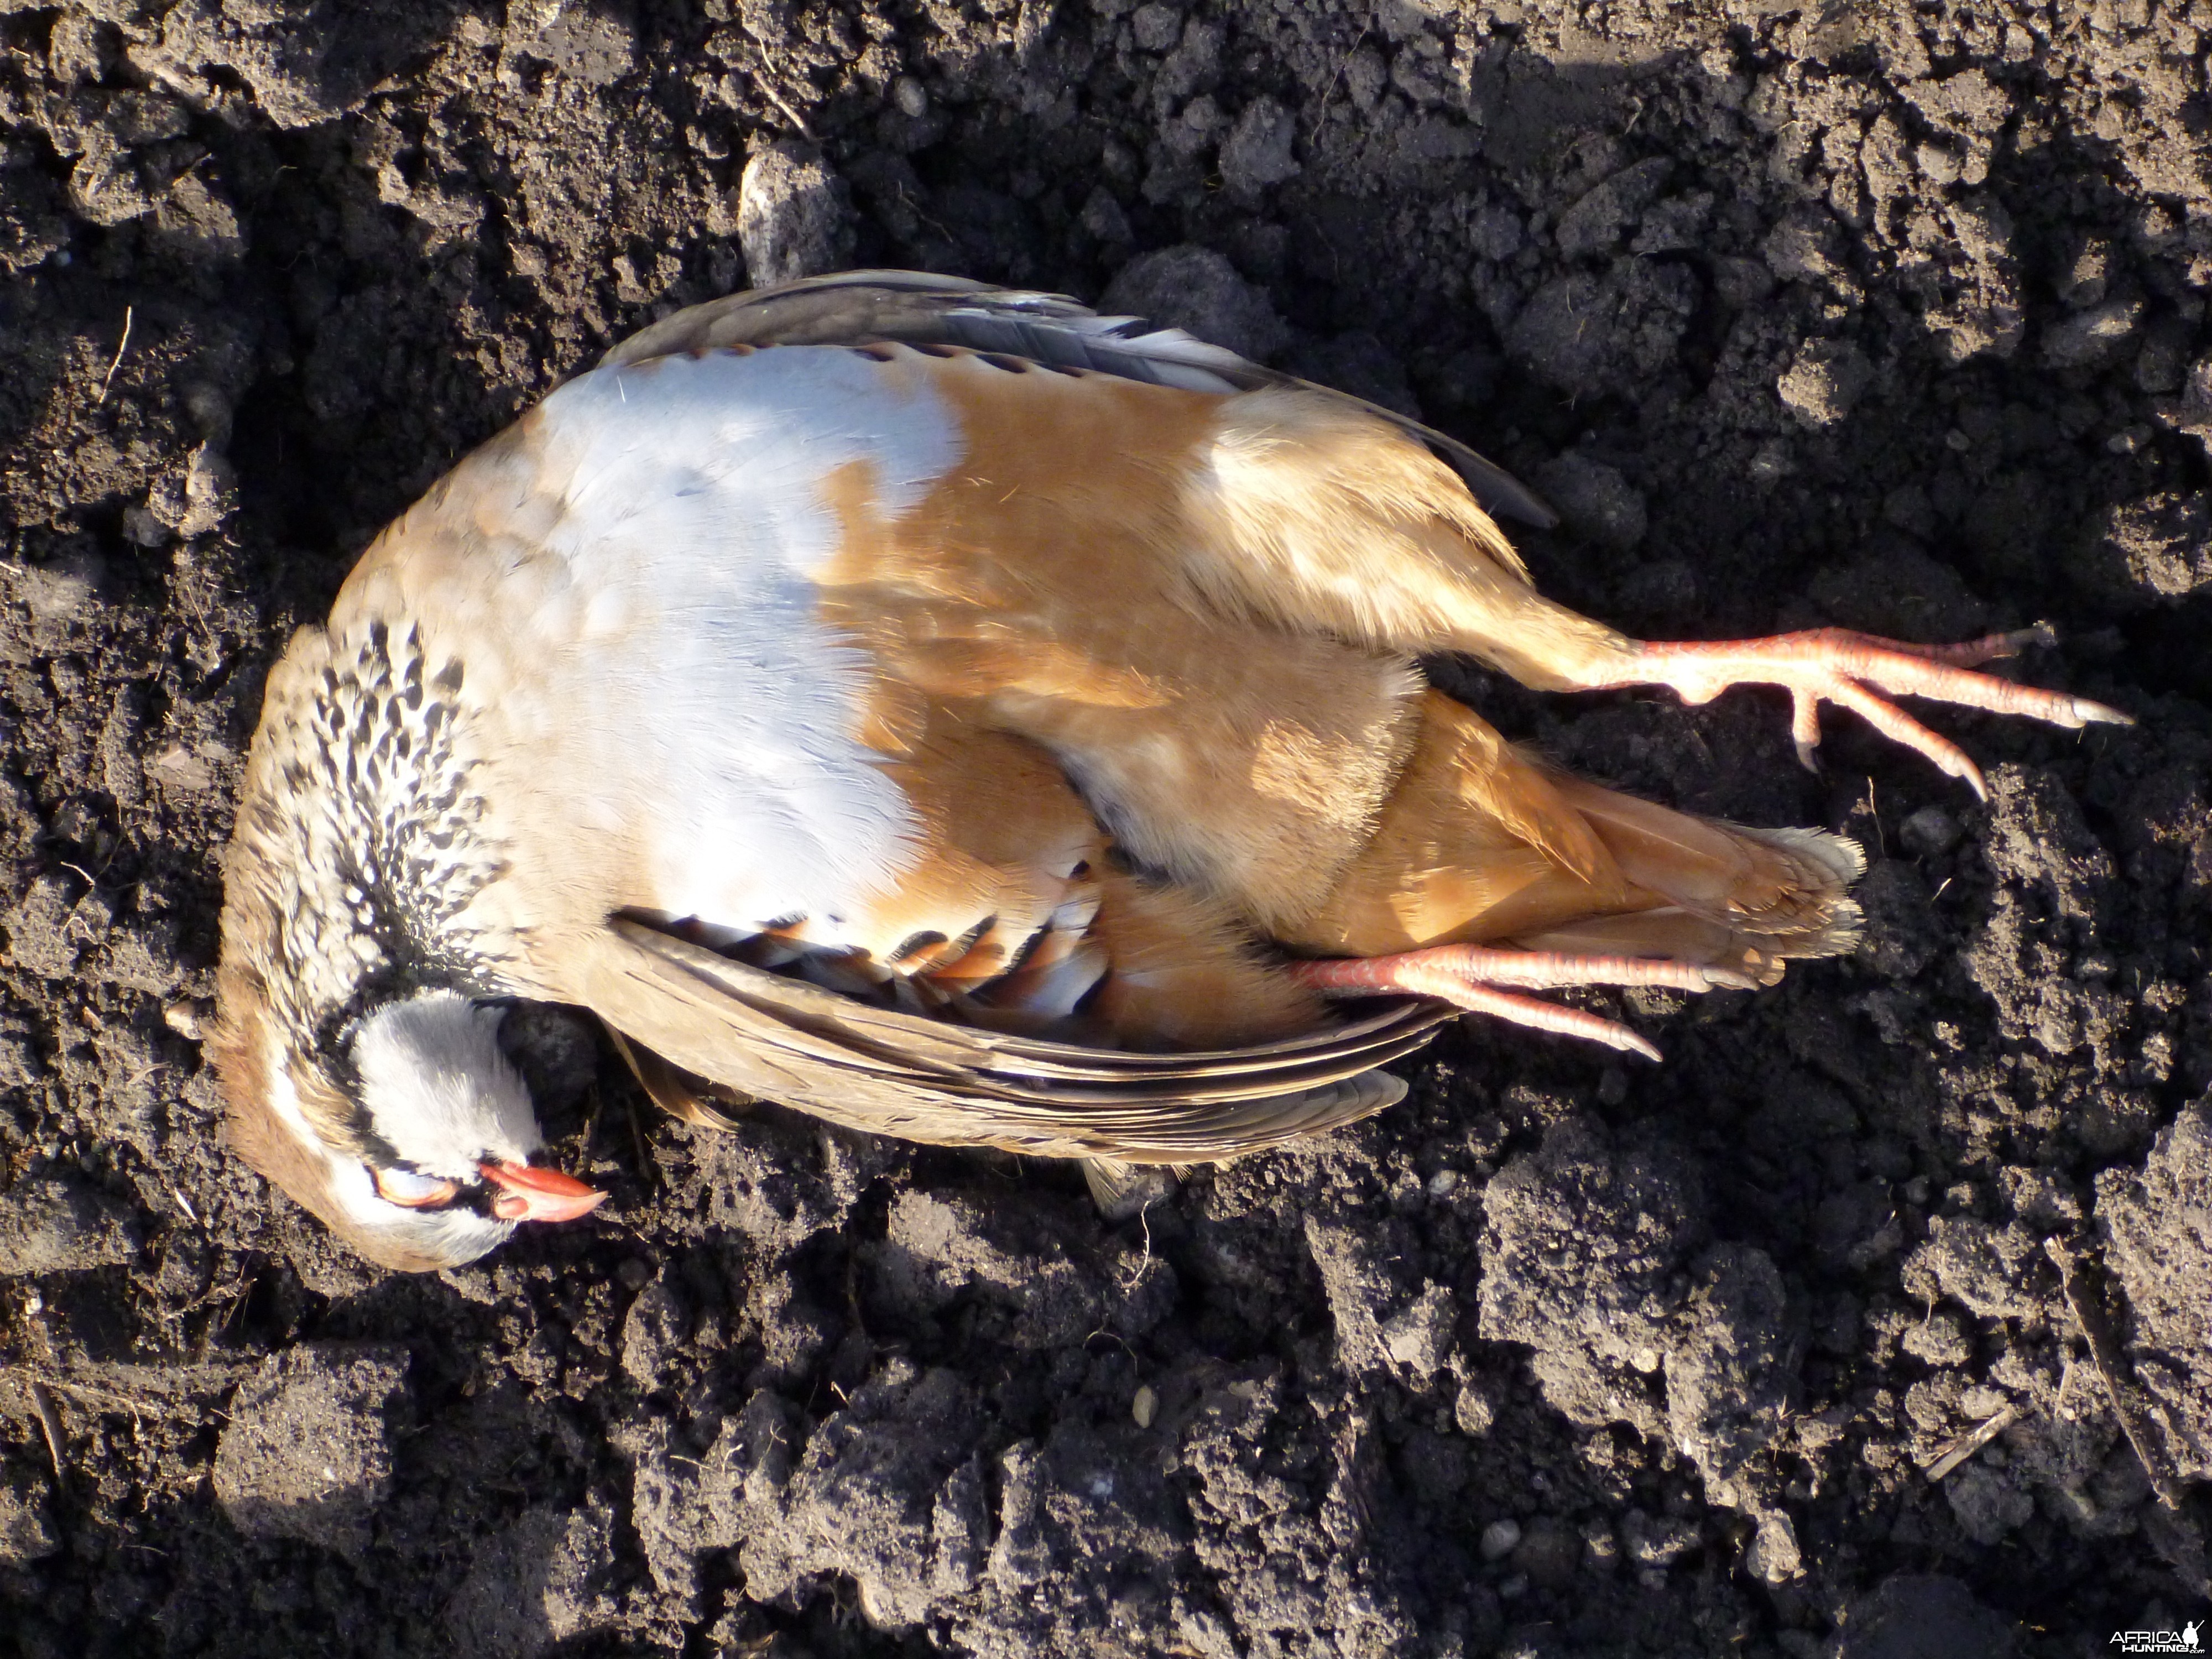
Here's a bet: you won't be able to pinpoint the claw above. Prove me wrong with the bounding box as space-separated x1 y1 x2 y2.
1790 690 1822 775
1622 627 2129 794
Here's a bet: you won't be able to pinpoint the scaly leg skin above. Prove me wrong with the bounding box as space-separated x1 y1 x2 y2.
1290 945 1762 1061
1604 624 2130 801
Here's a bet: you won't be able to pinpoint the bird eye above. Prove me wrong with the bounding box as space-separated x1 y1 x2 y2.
371 1167 461 1209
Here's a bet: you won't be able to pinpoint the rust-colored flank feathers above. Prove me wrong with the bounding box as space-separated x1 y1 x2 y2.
212 270 2130 1269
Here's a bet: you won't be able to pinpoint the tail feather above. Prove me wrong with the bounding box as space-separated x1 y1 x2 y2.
1287 690 1865 977
1541 773 1863 948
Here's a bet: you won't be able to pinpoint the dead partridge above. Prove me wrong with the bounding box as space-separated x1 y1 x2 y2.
212 270 2127 1270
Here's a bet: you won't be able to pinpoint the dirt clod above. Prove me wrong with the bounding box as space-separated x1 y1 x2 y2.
0 1174 139 1277
211 1345 409 1556
1833 1572 2020 1659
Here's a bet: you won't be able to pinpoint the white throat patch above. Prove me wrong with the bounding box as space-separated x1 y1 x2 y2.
351 990 541 1180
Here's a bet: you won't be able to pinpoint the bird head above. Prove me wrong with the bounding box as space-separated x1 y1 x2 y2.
213 984 606 1272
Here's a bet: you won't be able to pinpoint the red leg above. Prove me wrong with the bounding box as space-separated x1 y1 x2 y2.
1578 625 2129 800
1290 945 1761 1061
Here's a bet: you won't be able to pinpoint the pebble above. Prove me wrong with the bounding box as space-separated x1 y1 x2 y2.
1898 805 1962 858
737 140 854 286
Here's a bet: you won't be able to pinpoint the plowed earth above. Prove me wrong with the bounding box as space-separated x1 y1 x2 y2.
3 1 2211 1655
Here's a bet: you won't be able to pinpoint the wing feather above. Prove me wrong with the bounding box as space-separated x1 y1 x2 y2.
554 917 1449 1161
601 270 1556 530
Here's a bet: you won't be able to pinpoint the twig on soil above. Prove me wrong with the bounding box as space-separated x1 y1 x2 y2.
96 306 134 405
2044 1235 2184 1509
1923 1401 2024 1482
1307 21 1374 142
746 66 815 139
2 1360 252 1425
29 1379 67 1489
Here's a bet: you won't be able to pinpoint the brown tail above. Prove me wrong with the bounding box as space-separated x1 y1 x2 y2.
1277 691 1863 982
1508 774 1863 982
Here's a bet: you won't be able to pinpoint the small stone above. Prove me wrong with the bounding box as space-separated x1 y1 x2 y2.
1746 1510 1802 1583
1479 1516 1522 1561
1454 1376 1498 1437
163 998 212 1041
737 140 854 287
1378 1285 1455 1379
1132 1384 1159 1428
1914 141 1964 186
891 75 928 118
1898 805 1961 858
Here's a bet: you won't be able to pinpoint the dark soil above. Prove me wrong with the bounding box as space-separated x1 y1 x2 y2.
3 0 2212 1654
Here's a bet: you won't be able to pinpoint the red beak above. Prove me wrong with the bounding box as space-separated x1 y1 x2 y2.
479 1161 607 1224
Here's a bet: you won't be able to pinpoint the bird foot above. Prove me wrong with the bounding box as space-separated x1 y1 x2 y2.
1624 625 2130 800
1289 945 1760 1062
